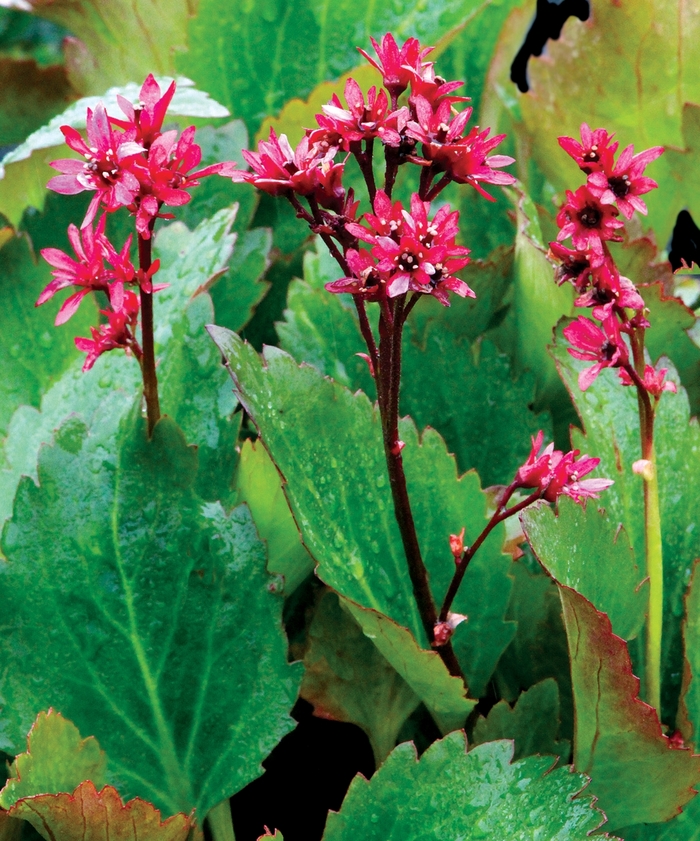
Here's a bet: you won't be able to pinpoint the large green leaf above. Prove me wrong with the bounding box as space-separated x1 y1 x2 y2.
518 0 700 245
0 711 106 808
522 498 647 641
233 438 313 595
0 232 97 436
681 561 700 747
180 0 507 136
8 781 193 841
0 410 301 819
301 590 420 764
211 328 514 706
553 337 700 724
0 209 239 529
559 586 700 831
471 678 570 762
621 795 700 840
323 734 605 841
0 77 230 227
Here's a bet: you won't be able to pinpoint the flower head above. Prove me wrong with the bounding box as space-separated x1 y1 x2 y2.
556 185 624 262
619 364 677 397
563 314 629 391
586 143 664 219
558 123 618 175
74 289 141 371
111 74 176 147
357 33 432 98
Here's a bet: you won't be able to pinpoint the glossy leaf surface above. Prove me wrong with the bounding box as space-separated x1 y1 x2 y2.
0 413 302 818
560 587 700 830
323 734 604 841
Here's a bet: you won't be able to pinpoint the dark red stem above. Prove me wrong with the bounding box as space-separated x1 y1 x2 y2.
138 227 161 436
439 486 542 622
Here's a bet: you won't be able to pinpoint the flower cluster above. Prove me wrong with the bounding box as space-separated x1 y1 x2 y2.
42 75 235 371
233 32 516 308
515 431 614 505
550 123 671 396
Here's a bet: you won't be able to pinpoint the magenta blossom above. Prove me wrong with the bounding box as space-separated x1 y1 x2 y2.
515 430 614 505
48 103 144 227
316 79 407 150
74 290 141 371
558 123 618 175
345 189 406 242
563 314 630 391
357 33 431 98
38 219 111 324
556 185 624 263
619 364 677 397
325 248 387 301
435 125 516 200
587 143 664 219
111 74 176 147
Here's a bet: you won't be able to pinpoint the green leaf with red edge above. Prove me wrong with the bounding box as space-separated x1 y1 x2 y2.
7 781 193 841
471 678 570 763
558 586 700 831
551 329 700 725
322 734 607 841
210 326 514 709
0 410 302 819
0 231 98 436
232 439 313 596
516 1 700 245
0 711 106 809
301 590 420 764
521 498 647 642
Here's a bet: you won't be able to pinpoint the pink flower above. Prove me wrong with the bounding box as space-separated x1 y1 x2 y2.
111 74 176 147
407 63 469 109
575 269 645 320
558 123 618 175
515 430 614 505
48 103 144 227
548 241 594 291
74 290 141 371
324 248 387 301
563 314 629 391
430 125 516 200
38 219 110 324
405 96 474 160
315 79 408 150
345 189 406 242
619 364 677 397
357 33 432 98
556 185 624 262
587 143 664 219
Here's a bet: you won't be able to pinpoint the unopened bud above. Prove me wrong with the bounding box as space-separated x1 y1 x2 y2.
391 440 405 455
432 612 468 647
633 459 655 481
449 527 465 561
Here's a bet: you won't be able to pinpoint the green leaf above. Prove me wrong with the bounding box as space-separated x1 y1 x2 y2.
341 599 475 735
522 498 647 641
472 678 570 762
211 328 512 707
20 0 193 95
620 795 700 841
552 335 700 724
559 586 700 831
492 560 574 740
179 0 510 137
323 734 605 841
233 439 313 595
211 227 272 333
301 590 420 764
8 782 193 841
0 232 98 435
0 77 230 227
0 711 106 809
680 561 700 747
517 2 700 245
0 413 302 818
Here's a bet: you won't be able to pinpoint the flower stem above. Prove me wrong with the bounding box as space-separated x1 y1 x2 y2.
137 230 161 436
206 799 235 841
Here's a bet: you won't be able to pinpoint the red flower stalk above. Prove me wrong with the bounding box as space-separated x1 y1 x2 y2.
555 184 624 263
515 431 614 504
619 364 677 397
48 104 144 227
357 33 431 98
558 123 618 175
563 314 629 391
74 289 141 371
586 143 664 220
